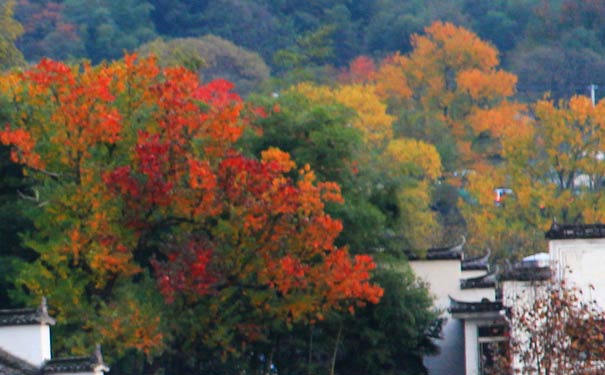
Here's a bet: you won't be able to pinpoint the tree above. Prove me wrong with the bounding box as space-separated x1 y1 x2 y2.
0 0 24 69
463 96 605 259
136 35 270 96
0 55 382 372
335 265 437 375
374 21 524 173
61 0 157 62
503 281 605 375
274 82 443 251
14 0 84 62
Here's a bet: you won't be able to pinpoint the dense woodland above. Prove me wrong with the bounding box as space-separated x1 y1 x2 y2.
2 0 605 374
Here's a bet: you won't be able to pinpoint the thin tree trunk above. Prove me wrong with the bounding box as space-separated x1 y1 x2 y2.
308 324 314 375
330 320 343 375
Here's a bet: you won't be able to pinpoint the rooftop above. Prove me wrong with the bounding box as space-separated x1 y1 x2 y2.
546 223 605 240
0 299 55 327
448 297 503 315
407 236 465 261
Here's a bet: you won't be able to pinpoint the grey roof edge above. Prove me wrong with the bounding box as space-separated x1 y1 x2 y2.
448 296 503 314
42 345 109 374
499 266 552 282
0 298 55 327
460 266 498 289
0 347 38 375
407 235 466 261
545 222 605 240
461 249 491 271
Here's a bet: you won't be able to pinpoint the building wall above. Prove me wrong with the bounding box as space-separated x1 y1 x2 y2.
410 259 462 310
411 259 496 375
0 324 51 366
549 238 605 305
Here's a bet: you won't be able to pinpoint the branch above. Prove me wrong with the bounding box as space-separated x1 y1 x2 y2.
29 167 62 179
17 188 49 207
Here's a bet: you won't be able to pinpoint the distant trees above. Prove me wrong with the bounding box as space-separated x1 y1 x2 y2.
136 35 270 96
0 0 24 69
463 95 605 260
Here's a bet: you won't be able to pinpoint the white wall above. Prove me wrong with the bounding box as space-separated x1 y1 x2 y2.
410 259 462 310
411 259 496 375
0 324 51 366
549 238 605 306
461 270 488 279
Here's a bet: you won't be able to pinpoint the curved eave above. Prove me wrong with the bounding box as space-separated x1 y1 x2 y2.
461 249 491 271
407 236 466 261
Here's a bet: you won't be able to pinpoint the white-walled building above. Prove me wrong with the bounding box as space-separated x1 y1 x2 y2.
411 223 605 375
0 298 108 375
408 238 500 375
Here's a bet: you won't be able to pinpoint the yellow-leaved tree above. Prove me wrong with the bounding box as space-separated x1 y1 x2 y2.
464 96 605 259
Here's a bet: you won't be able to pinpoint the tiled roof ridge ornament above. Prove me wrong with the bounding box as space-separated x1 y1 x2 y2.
424 235 466 260
42 345 109 374
460 265 499 289
38 297 48 317
461 248 491 271
94 344 105 367
36 297 55 326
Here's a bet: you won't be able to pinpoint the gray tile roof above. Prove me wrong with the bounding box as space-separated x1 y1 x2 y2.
0 299 55 327
0 348 37 375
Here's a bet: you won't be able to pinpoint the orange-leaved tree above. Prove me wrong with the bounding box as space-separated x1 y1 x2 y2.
374 21 525 174
0 55 382 370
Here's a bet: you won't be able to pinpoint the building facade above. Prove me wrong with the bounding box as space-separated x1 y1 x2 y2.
410 224 605 375
0 298 108 375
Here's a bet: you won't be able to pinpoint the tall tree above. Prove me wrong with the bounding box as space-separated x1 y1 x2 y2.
374 21 524 173
0 55 382 372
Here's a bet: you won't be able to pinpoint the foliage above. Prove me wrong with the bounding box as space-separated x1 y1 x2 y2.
502 281 605 375
335 264 437 375
257 82 442 252
0 0 24 69
61 0 157 62
136 35 270 96
464 96 605 259
374 21 524 173
0 55 382 372
14 0 84 61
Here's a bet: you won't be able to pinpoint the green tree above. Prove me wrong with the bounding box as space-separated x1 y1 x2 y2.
137 35 270 96
61 0 156 62
336 265 437 375
0 0 24 69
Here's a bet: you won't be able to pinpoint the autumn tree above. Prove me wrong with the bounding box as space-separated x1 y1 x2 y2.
503 281 605 375
0 55 382 373
463 95 605 259
374 21 525 173
264 82 442 252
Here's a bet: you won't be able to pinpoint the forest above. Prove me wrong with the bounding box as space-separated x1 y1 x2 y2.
1 0 605 374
